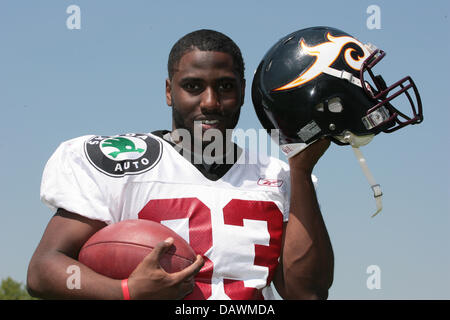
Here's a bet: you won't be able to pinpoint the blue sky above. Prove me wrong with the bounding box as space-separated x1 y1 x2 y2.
0 0 449 299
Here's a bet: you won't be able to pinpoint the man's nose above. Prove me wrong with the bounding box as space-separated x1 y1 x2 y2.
200 87 220 113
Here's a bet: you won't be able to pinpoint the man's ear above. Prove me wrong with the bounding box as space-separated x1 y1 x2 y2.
165 78 172 106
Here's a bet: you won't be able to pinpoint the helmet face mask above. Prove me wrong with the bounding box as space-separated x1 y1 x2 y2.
252 26 424 151
360 49 423 133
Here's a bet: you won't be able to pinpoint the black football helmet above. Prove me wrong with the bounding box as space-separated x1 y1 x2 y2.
252 26 423 156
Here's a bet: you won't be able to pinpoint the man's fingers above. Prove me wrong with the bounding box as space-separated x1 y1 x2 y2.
172 255 204 283
141 237 174 268
153 237 174 262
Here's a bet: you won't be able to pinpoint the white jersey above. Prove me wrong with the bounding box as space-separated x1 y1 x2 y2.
41 132 291 300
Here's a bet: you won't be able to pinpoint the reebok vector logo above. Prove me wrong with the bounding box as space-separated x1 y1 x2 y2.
257 178 284 187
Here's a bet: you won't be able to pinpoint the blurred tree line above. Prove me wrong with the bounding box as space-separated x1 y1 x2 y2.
0 277 38 300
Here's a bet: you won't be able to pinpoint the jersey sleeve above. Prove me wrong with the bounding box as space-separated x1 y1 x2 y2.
40 136 114 224
279 164 320 223
279 162 291 222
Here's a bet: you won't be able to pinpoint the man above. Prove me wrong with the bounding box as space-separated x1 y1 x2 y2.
27 29 334 300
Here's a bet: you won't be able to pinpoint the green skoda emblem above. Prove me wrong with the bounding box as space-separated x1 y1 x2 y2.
85 133 162 177
101 137 146 160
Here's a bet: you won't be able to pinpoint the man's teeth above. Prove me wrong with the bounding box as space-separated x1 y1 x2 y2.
202 120 219 125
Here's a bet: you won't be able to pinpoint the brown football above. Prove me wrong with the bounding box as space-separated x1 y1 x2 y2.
78 219 196 279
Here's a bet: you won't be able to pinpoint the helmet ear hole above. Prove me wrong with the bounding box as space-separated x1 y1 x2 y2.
328 97 344 113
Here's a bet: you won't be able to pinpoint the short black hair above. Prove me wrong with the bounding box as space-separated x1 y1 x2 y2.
167 29 245 81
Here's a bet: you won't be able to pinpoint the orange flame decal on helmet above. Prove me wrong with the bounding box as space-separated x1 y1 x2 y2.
274 33 370 91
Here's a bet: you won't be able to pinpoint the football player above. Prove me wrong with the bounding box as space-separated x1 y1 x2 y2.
27 29 334 299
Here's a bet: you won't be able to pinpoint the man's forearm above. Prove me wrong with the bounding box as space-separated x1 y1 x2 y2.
277 168 334 299
27 251 123 299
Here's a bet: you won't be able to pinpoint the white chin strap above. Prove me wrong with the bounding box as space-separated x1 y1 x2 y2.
338 131 382 217
352 147 383 217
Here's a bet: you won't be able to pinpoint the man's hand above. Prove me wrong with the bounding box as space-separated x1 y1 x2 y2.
127 237 204 300
288 138 331 174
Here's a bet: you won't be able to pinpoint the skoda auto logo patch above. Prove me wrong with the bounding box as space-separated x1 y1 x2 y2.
84 133 162 177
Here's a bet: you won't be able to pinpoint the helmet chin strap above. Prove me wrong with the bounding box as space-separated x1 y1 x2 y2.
352 147 383 217
340 131 383 217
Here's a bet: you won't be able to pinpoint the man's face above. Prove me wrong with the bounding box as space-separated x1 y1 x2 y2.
166 50 245 142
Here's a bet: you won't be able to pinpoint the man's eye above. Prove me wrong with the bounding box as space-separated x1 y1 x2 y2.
183 83 201 91
219 82 234 91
